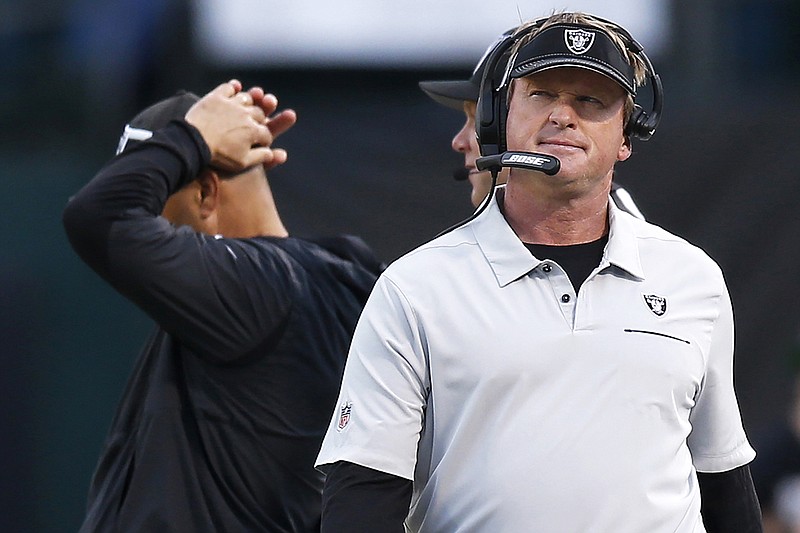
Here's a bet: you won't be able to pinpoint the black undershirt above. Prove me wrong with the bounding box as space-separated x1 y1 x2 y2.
321 462 410 533
524 235 608 291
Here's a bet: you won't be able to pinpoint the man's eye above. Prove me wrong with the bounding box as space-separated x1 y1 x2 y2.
578 96 604 106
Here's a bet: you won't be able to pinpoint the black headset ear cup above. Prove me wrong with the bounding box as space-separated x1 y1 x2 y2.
496 88 508 153
477 84 499 156
626 102 657 141
626 103 646 139
476 30 524 157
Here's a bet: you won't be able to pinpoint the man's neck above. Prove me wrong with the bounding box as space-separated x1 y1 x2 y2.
500 178 610 245
218 175 289 239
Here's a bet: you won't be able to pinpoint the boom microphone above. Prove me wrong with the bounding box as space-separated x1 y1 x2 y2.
476 151 560 176
452 167 470 181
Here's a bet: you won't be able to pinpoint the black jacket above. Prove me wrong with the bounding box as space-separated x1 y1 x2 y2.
63 120 384 532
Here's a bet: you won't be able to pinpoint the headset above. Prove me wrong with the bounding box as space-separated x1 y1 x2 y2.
476 14 664 161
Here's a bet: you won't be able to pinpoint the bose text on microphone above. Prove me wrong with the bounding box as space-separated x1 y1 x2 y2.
476 151 561 175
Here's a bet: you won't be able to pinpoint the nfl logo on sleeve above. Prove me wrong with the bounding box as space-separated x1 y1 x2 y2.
337 401 352 432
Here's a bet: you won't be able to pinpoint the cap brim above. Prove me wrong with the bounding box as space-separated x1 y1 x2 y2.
117 91 200 154
418 80 478 110
512 57 635 95
509 25 637 95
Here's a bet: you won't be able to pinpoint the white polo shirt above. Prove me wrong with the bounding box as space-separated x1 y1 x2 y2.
317 193 755 533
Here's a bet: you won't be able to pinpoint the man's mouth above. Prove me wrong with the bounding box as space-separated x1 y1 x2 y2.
538 139 583 152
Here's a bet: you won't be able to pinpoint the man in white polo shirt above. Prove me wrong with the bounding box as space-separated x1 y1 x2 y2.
317 12 761 533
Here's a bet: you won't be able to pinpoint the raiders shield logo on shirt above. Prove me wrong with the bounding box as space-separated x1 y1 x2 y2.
643 294 667 316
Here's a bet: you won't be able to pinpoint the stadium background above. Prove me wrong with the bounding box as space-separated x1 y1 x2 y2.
1 1 798 530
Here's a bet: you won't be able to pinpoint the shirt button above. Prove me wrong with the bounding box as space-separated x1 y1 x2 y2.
542 264 552 273
561 294 571 303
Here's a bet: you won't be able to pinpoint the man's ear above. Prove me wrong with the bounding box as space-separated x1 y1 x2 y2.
618 134 632 162
197 169 221 219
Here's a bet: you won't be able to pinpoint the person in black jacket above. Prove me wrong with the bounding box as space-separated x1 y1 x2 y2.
62 79 384 532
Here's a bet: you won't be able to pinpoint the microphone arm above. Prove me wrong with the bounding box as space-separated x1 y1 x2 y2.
476 151 560 176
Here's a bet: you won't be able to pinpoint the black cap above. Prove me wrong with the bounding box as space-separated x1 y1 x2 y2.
418 30 514 110
509 23 636 95
116 91 200 155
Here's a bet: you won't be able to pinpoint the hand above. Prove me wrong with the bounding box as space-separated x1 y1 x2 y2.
245 86 298 171
185 80 294 173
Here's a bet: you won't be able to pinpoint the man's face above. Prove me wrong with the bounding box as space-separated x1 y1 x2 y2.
505 67 630 189
451 100 509 208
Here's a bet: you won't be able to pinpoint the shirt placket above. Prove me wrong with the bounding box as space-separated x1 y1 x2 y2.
539 260 577 328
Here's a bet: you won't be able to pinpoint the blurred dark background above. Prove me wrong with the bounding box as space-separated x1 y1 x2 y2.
1 0 799 531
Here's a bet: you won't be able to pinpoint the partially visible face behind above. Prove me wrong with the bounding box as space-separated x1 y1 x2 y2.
504 67 631 192
451 100 509 207
161 180 211 233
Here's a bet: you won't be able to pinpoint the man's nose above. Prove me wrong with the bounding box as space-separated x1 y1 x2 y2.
548 99 578 129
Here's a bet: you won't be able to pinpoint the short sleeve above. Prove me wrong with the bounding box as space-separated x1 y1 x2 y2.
688 284 756 472
316 274 429 480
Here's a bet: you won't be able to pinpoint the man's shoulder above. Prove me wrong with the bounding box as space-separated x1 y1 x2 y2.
381 227 483 290
625 216 725 280
300 235 385 273
237 235 385 285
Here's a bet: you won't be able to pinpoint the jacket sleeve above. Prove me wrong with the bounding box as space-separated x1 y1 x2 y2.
62 120 294 364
